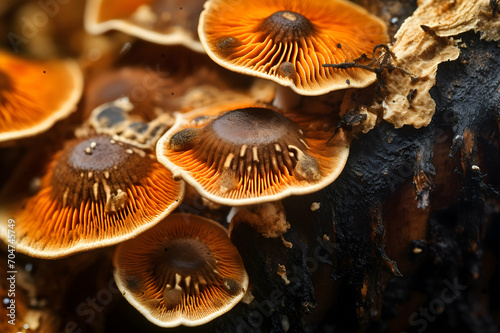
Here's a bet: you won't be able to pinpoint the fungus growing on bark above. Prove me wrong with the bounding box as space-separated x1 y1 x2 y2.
84 0 206 52
156 101 350 205
198 0 389 96
0 51 83 142
113 213 248 327
0 135 184 258
362 0 500 129
229 202 290 239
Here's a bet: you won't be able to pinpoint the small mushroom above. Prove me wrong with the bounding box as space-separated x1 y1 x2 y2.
156 101 350 206
0 135 185 258
89 97 174 150
113 213 248 327
198 0 389 98
85 0 206 52
0 50 83 142
82 67 168 122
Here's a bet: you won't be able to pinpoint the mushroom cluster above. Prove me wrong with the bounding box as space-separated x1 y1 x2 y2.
0 0 417 329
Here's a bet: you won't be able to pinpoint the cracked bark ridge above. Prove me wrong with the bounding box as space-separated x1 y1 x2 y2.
373 31 500 332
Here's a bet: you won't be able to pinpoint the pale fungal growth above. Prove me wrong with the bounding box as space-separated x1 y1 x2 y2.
113 213 249 327
156 101 350 206
0 50 83 142
364 0 500 129
310 202 321 211
229 202 290 239
198 0 389 96
89 97 174 150
0 135 185 258
277 264 290 285
84 0 206 52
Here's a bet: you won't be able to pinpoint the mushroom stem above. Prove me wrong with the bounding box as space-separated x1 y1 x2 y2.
272 85 301 112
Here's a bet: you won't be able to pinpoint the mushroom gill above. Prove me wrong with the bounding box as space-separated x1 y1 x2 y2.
157 102 350 206
0 50 83 142
198 0 389 95
0 135 184 258
113 213 248 327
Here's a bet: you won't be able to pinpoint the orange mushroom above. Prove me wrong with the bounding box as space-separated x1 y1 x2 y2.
85 0 205 52
156 101 350 206
0 135 184 258
198 0 389 96
113 213 248 327
0 50 83 142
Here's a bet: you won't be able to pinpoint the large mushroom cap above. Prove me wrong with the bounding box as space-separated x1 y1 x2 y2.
157 101 350 206
0 50 83 142
113 212 249 327
85 0 206 52
198 0 389 95
0 135 184 258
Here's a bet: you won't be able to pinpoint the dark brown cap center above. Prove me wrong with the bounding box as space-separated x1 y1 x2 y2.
260 10 315 43
158 238 217 278
168 107 322 188
67 136 126 171
50 136 149 211
210 107 299 146
154 238 221 308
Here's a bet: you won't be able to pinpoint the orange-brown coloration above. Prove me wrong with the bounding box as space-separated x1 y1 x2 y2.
199 0 389 95
83 67 169 122
157 102 350 206
113 213 248 327
0 135 184 258
0 51 83 142
96 0 155 21
85 0 206 52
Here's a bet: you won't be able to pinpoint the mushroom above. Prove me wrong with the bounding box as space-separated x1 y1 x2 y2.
82 64 273 149
82 67 168 122
156 101 350 206
113 212 249 327
83 65 271 121
0 135 185 258
84 0 206 52
88 97 174 150
198 0 388 109
0 50 83 142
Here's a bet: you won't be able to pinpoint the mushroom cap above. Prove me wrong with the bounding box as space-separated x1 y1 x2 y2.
113 212 248 327
156 101 350 206
198 0 389 95
89 97 174 150
83 67 167 122
83 64 267 121
85 0 205 52
0 50 83 142
0 135 185 258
